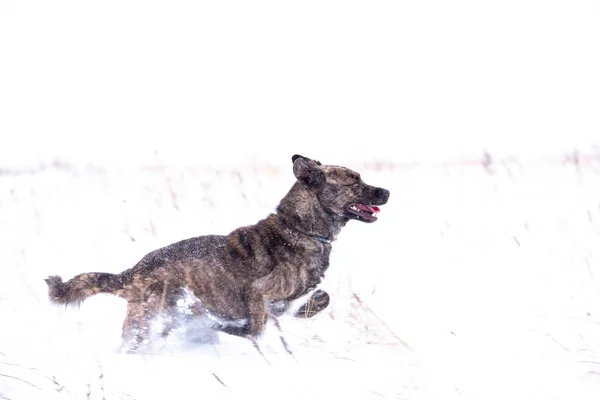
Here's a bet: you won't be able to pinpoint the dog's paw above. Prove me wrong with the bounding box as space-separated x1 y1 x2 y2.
294 289 330 318
212 321 251 337
269 299 290 317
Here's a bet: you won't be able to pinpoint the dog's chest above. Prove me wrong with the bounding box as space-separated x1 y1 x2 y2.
254 239 332 300
286 245 331 294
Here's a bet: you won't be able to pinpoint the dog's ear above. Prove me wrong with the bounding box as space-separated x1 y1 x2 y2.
292 154 304 163
292 154 322 166
293 156 325 187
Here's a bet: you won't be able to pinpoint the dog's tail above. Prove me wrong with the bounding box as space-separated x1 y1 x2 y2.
45 272 125 306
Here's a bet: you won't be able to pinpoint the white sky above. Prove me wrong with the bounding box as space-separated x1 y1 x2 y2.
1 1 599 167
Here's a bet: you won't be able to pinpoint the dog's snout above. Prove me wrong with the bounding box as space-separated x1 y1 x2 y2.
376 188 390 203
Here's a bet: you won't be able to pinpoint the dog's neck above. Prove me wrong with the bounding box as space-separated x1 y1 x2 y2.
286 228 332 244
275 182 346 243
307 233 332 244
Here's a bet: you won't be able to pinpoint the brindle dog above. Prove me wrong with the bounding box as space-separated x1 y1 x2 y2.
46 155 390 351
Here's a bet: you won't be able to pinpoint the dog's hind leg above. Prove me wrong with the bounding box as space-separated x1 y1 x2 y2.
156 286 185 339
120 287 167 353
121 301 151 353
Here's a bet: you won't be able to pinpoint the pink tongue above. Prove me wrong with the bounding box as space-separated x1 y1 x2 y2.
357 204 380 213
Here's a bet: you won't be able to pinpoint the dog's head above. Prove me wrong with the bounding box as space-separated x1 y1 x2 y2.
292 154 390 223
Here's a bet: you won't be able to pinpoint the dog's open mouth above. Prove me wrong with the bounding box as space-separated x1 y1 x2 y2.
347 204 381 222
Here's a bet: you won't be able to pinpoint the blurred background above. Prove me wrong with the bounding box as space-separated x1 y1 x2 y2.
1 0 598 168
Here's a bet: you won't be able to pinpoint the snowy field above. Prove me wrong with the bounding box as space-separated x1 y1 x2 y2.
1 157 599 399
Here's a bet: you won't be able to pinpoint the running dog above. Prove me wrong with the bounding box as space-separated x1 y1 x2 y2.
46 155 390 351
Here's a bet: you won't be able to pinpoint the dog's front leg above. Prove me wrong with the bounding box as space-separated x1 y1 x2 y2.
269 299 290 317
294 289 330 318
246 288 268 338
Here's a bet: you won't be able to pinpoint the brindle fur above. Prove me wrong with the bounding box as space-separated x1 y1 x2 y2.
45 155 390 351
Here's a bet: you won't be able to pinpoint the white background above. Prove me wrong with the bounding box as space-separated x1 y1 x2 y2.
1 0 599 167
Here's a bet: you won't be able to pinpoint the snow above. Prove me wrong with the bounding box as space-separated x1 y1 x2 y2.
1 160 600 399
2 1 600 399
